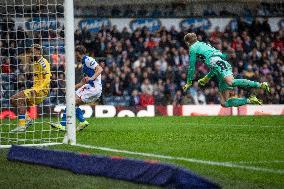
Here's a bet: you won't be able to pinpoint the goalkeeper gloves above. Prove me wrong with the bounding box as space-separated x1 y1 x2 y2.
182 81 192 92
198 76 210 86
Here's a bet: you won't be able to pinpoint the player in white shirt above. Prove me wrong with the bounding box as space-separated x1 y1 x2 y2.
51 46 103 131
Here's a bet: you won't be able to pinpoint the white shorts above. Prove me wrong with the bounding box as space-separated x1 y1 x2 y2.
76 84 102 103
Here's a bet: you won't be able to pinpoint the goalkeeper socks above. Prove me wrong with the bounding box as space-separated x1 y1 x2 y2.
224 98 249 107
18 114 26 127
232 79 260 88
76 107 85 122
60 108 67 126
60 107 85 126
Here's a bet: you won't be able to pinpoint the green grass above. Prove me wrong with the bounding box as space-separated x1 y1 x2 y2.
0 119 65 145
1 116 284 189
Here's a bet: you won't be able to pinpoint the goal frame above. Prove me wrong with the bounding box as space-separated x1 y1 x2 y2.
63 0 76 145
0 0 76 148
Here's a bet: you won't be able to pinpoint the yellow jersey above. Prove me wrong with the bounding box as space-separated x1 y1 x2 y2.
33 56 51 91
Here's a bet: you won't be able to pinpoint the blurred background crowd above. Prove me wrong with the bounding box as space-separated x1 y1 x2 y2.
1 0 284 107
75 19 284 106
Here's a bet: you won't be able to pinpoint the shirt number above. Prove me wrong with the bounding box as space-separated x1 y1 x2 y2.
90 61 96 66
216 61 227 70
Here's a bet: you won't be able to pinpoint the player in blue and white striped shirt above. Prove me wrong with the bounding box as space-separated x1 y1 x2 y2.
51 46 103 131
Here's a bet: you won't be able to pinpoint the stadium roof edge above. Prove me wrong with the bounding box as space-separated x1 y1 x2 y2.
1 0 282 6
74 0 284 6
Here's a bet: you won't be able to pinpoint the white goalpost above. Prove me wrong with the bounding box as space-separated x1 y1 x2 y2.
0 0 76 148
63 0 76 145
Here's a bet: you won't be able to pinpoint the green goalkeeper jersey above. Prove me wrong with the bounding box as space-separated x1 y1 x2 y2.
187 41 223 82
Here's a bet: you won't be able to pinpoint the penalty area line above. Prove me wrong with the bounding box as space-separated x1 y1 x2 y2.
75 144 284 175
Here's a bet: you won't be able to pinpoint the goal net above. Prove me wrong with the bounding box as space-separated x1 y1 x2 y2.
0 0 75 147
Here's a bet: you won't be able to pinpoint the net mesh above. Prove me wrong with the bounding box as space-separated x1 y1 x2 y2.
0 0 65 146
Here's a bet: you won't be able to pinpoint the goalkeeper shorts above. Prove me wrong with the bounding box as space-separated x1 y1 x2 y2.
209 56 234 92
24 88 49 105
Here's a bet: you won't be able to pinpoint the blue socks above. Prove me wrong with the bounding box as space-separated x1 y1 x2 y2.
60 107 85 126
76 107 85 122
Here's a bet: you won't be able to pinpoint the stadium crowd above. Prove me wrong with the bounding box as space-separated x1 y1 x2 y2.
72 18 284 106
1 17 284 107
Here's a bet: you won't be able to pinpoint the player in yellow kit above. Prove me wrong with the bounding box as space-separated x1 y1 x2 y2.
10 44 51 132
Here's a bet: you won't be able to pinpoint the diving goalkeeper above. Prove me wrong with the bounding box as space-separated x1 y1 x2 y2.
182 33 270 107
10 44 51 132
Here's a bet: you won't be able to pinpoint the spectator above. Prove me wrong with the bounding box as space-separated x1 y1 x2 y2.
231 36 243 51
248 47 262 63
189 82 199 104
128 77 141 94
206 88 219 104
153 79 165 105
197 90 207 105
280 88 284 104
243 35 253 53
250 19 262 36
262 18 271 34
132 56 146 69
260 64 271 75
173 90 183 105
165 78 176 98
141 78 154 95
155 56 168 72
139 93 155 107
210 26 223 43
112 77 123 96
273 34 283 51
129 90 140 106
243 65 255 79
182 93 194 105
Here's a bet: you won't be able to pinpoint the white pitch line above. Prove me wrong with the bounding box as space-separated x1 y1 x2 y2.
74 144 284 175
238 160 284 164
184 123 284 128
130 121 284 128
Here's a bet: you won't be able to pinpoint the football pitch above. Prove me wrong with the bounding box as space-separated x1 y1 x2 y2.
0 116 284 189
